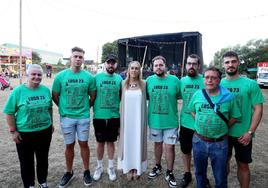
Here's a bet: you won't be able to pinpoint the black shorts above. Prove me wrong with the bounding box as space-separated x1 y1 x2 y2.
179 126 195 154
93 118 120 142
228 136 252 164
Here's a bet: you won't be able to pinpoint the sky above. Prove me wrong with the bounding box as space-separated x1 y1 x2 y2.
1 0 268 64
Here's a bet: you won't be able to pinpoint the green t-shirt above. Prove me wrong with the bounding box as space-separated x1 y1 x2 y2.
3 84 52 132
52 69 96 119
221 77 265 137
146 74 180 129
189 90 241 138
93 72 122 119
180 74 204 130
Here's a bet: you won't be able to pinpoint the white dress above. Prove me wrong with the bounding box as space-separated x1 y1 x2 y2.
118 89 147 175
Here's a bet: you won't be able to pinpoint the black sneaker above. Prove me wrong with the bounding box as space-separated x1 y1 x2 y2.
165 170 177 188
148 164 162 179
180 172 192 188
84 170 93 186
59 171 75 188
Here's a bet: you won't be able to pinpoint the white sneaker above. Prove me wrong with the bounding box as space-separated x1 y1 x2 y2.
93 166 103 181
107 167 116 181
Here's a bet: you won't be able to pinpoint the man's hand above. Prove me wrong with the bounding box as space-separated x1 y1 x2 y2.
238 132 252 146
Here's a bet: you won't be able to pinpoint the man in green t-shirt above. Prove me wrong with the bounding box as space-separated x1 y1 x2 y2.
221 51 264 188
147 55 180 188
52 47 96 187
189 67 241 188
92 54 122 182
179 54 204 188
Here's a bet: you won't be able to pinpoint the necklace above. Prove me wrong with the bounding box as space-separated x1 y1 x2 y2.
129 83 138 88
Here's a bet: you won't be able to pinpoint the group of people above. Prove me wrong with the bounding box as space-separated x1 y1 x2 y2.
3 47 264 188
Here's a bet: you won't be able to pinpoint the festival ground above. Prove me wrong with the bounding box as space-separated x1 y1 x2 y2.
0 77 267 187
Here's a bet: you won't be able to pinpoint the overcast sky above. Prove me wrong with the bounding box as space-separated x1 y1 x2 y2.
1 0 267 64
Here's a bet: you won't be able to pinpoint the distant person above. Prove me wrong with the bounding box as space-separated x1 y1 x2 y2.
46 64 52 78
52 47 96 187
179 54 205 188
168 69 176 76
3 64 53 188
189 67 241 188
147 55 180 188
118 61 147 180
92 54 122 182
119 68 127 80
221 51 264 188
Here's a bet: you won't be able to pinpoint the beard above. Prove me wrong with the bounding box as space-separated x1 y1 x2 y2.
106 67 115 74
155 70 165 77
226 68 238 76
187 68 197 77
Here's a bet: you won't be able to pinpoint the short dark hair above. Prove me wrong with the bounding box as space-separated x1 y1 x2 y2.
188 54 200 64
71 47 85 54
204 66 222 79
222 51 239 60
152 55 166 65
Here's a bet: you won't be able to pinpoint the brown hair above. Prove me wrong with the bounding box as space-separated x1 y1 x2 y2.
204 66 222 79
152 55 166 65
71 47 85 54
222 51 239 61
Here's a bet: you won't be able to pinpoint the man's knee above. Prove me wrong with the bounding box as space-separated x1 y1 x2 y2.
66 142 75 149
165 143 175 150
78 141 89 148
237 161 250 172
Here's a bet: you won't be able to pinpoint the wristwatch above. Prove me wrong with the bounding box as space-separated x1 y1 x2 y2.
247 130 254 136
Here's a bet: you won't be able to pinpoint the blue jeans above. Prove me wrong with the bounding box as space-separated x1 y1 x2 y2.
192 134 228 188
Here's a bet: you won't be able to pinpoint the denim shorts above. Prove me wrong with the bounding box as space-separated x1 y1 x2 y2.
60 117 90 144
149 127 179 145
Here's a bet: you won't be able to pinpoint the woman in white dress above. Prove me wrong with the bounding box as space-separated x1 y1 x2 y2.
118 61 147 180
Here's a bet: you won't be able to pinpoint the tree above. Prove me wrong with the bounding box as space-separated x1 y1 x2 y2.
101 40 118 63
212 38 268 74
32 51 42 64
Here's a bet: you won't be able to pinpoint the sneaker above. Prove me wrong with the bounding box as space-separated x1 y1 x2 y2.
148 165 162 179
29 186 35 188
107 167 117 181
59 171 75 188
84 170 93 186
93 166 103 181
38 182 48 188
165 170 177 188
180 172 192 188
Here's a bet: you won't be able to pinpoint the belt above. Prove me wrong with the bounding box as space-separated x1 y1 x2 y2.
195 132 227 142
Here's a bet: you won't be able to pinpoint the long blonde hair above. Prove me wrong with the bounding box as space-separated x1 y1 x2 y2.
123 61 145 91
